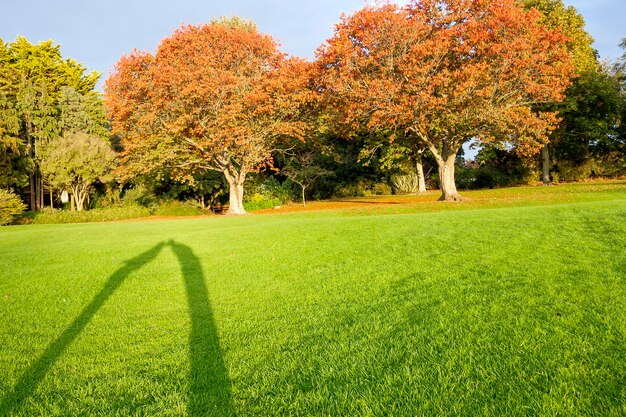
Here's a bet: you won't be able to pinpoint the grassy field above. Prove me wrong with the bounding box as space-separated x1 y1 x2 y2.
1 182 625 416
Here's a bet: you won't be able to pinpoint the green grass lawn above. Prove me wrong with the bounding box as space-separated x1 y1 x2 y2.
1 182 625 416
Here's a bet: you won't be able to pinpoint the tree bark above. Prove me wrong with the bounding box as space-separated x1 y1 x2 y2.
71 185 87 211
29 167 43 211
227 182 245 215
438 152 462 201
38 169 43 210
224 173 246 215
75 196 85 211
415 155 427 194
70 193 76 211
541 145 551 185
29 172 36 211
420 135 462 201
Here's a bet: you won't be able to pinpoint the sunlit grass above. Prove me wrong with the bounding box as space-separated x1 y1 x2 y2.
1 182 624 416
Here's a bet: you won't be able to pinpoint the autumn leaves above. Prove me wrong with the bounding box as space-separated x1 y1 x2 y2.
105 0 573 210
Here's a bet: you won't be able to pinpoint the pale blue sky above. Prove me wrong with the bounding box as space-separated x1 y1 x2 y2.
1 0 624 91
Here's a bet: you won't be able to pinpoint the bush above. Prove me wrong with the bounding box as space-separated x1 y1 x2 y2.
592 153 626 178
555 160 594 182
392 174 420 194
92 185 123 209
24 206 152 224
0 189 26 225
331 180 392 198
122 185 156 207
453 161 537 191
332 180 372 198
244 176 294 204
243 193 281 211
152 200 204 216
372 182 392 196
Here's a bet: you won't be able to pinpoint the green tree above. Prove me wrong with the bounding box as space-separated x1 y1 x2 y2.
280 143 333 206
0 36 101 210
40 133 117 211
58 87 109 137
521 0 599 183
0 92 30 189
553 67 624 179
523 0 597 73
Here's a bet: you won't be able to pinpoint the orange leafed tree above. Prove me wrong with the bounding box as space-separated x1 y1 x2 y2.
105 18 311 214
317 0 574 200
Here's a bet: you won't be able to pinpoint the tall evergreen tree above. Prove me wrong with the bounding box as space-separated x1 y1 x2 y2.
0 36 101 210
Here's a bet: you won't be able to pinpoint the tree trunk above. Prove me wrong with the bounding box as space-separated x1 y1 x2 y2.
73 186 87 211
301 185 307 207
438 153 462 201
225 176 246 215
50 188 53 209
70 193 76 211
422 137 462 201
29 167 43 211
541 145 551 185
38 170 43 210
415 155 427 194
75 196 85 211
29 172 36 211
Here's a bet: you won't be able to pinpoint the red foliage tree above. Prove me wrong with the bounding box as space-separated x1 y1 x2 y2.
317 0 574 200
105 18 311 214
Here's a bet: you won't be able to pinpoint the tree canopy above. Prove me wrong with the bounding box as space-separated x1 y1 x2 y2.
105 18 313 215
0 36 104 209
317 0 574 200
40 132 116 211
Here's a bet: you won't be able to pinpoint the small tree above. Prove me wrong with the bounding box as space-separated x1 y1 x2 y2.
280 145 333 206
40 133 116 211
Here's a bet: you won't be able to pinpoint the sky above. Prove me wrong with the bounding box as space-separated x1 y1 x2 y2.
1 0 624 92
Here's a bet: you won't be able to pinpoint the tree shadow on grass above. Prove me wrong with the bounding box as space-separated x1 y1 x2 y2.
0 241 235 417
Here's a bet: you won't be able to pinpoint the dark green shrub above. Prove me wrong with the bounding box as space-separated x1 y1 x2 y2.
372 182 392 195
244 176 294 204
554 160 594 182
122 185 156 207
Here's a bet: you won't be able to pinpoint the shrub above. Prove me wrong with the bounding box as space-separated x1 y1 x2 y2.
592 153 626 178
92 185 123 209
555 160 594 182
244 176 294 204
332 180 372 198
122 185 156 207
26 206 152 224
243 193 281 211
372 182 392 196
392 174 420 194
152 200 204 216
0 189 26 225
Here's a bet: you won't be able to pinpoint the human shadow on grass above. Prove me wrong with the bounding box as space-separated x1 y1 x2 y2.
0 241 235 417
170 240 235 417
